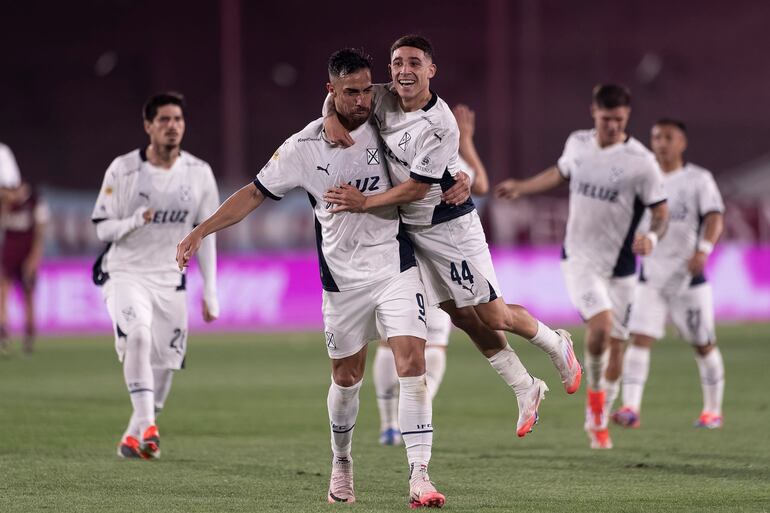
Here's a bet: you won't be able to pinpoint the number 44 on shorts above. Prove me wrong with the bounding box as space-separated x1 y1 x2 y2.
450 260 475 294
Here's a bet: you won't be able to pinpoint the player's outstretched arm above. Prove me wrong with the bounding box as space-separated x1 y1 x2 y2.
632 201 670 255
322 95 355 147
177 183 264 270
688 211 723 275
453 104 489 196
324 178 430 214
495 165 565 200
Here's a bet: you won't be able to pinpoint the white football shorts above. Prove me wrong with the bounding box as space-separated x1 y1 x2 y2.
322 267 427 359
561 261 636 340
629 282 716 346
425 305 452 347
102 273 189 370
409 210 501 308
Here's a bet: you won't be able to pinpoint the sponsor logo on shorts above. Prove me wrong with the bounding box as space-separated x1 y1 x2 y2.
122 306 136 322
325 331 336 349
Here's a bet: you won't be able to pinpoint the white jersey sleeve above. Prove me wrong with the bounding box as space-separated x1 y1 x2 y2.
556 132 581 179
196 164 220 223
92 158 122 221
636 157 667 207
697 172 725 215
0 144 21 189
254 139 306 200
410 126 458 183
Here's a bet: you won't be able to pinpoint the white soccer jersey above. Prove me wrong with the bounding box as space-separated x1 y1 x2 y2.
640 163 724 293
557 129 666 277
254 118 416 292
0 143 21 188
91 149 219 286
371 85 475 226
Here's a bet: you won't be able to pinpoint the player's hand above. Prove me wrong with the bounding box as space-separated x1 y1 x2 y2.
323 114 355 147
632 233 655 255
142 209 153 224
21 257 39 288
687 251 708 276
323 184 367 213
453 104 475 140
442 171 471 205
495 179 524 200
202 299 218 323
177 229 203 270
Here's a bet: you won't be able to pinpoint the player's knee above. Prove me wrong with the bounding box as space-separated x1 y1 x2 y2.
694 343 715 357
448 307 478 332
126 325 153 353
332 369 363 388
393 350 426 377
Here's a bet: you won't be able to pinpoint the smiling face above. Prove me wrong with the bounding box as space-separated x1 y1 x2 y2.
144 104 185 149
389 46 436 108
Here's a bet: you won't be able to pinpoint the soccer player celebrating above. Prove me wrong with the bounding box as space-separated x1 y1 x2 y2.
496 84 669 449
177 49 445 508
612 119 725 430
373 102 490 446
92 92 220 459
324 35 582 441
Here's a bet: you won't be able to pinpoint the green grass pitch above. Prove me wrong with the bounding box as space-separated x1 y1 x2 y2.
1 324 769 512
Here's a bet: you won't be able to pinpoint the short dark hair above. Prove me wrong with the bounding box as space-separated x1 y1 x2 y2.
592 84 632 109
654 117 687 134
143 92 186 122
328 48 373 79
390 35 434 61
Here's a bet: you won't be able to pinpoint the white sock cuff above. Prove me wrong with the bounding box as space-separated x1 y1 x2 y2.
487 343 514 364
331 378 363 395
398 374 427 388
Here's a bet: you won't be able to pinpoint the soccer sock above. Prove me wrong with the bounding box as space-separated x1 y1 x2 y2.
153 368 175 414
585 349 609 391
487 343 534 395
123 326 155 434
327 379 362 460
529 320 562 359
696 347 724 415
122 413 142 440
621 345 650 411
398 375 433 467
373 346 400 431
424 347 446 400
601 377 620 413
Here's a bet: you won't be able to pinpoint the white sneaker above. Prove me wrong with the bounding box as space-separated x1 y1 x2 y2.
408 464 445 509
327 456 355 503
553 329 582 394
516 378 549 437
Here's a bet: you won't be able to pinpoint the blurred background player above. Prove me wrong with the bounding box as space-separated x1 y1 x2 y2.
496 84 669 449
177 50 445 508
91 92 220 459
612 118 725 430
325 35 582 442
0 183 48 354
374 102 490 446
0 143 22 194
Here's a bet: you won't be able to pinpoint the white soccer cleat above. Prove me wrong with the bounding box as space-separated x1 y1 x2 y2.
408 464 445 508
327 456 355 504
554 329 582 394
516 378 549 438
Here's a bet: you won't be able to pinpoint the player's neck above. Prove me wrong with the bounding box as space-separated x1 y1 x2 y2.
659 158 684 173
339 116 365 133
399 88 432 112
596 132 627 148
147 144 180 169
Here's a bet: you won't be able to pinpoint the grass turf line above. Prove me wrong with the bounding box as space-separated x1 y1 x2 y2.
0 325 768 512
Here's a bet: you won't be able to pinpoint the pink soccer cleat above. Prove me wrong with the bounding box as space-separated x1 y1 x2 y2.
327 456 355 504
611 406 641 428
408 464 445 509
694 411 723 429
516 378 549 438
554 329 582 394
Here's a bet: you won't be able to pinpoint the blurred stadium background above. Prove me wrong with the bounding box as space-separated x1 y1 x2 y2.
0 0 768 333
1 2 769 512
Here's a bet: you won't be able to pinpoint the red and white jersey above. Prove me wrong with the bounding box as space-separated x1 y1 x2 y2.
371 85 474 226
640 162 724 294
254 118 415 292
557 129 666 277
91 149 219 286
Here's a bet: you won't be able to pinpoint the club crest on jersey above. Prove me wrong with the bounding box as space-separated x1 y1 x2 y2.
122 306 136 323
398 132 411 151
325 331 336 349
366 148 380 165
180 185 192 202
609 166 625 183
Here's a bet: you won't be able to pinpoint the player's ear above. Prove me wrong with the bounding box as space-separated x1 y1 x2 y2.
143 120 152 135
427 63 436 79
326 82 334 96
